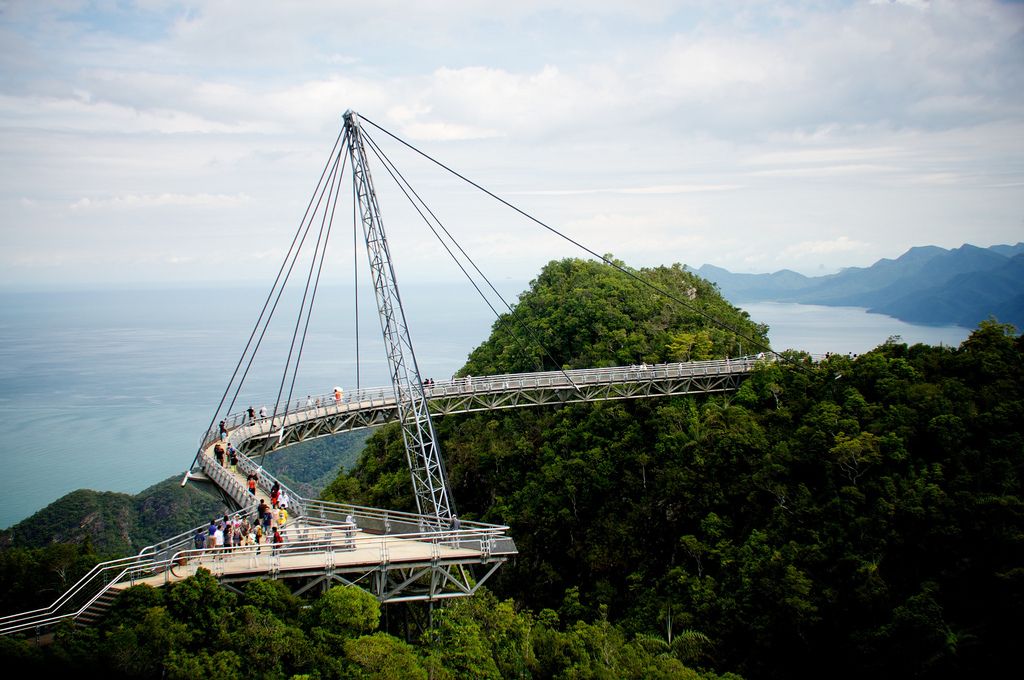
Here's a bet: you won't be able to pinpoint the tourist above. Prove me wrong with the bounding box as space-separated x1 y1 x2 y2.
271 526 284 555
259 405 267 421
278 504 288 529
271 481 280 509
261 505 273 535
214 441 225 466
193 527 205 552
247 406 256 424
218 419 228 440
279 489 290 510
247 473 257 496
205 520 217 549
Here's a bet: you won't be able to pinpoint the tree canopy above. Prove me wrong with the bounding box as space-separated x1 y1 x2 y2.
324 259 1023 678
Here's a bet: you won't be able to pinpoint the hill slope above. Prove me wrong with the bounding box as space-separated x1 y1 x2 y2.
324 256 1024 679
0 476 225 556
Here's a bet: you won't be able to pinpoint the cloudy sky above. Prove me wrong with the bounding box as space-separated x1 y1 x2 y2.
1 0 1022 289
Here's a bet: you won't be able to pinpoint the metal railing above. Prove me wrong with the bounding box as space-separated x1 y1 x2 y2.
0 438 516 637
201 357 767 450
7 359 761 635
0 515 513 636
0 498 268 636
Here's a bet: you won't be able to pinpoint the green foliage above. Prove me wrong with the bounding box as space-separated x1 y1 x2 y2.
460 257 767 374
242 578 301 621
0 474 226 557
306 584 381 635
319 258 1023 680
0 542 101 615
165 567 237 633
262 429 371 498
345 632 427 680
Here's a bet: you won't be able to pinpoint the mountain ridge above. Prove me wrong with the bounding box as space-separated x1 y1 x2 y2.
695 242 1024 329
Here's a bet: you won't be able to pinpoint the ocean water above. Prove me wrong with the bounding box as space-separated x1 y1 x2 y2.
739 301 971 356
0 282 521 528
0 288 973 528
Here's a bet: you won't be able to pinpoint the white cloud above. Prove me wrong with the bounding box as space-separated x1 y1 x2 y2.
513 184 742 196
69 192 251 211
0 0 1021 287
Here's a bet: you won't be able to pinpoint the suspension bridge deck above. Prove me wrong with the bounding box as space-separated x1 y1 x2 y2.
220 357 763 455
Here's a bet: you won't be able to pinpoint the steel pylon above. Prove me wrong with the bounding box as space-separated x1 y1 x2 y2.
343 110 455 525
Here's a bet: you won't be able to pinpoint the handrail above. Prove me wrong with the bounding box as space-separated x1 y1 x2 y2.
0 517 511 636
3 358 755 635
201 357 764 450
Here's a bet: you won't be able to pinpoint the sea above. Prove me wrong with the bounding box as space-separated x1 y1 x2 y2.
0 286 971 528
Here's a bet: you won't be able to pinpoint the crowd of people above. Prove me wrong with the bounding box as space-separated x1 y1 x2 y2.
203 419 292 556
194 449 291 556
192 510 285 555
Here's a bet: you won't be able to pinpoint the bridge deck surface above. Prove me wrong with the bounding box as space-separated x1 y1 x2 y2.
122 521 482 591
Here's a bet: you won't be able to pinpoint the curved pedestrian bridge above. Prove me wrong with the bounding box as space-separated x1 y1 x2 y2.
0 357 763 637
0 469 515 637
216 356 763 456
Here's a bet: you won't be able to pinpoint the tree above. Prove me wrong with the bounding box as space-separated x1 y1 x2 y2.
344 632 427 680
165 568 236 633
306 585 380 635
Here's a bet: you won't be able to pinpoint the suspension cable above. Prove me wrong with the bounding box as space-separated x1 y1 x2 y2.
282 145 347 421
359 114 779 360
186 126 348 474
362 128 572 383
266 146 347 445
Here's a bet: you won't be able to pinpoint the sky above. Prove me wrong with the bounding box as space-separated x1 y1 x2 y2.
1 0 1022 290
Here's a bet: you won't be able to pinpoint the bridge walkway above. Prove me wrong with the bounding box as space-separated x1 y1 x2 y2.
216 357 764 455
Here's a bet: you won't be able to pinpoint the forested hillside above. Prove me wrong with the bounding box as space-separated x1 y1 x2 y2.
324 257 1022 678
2 257 1020 678
0 477 225 557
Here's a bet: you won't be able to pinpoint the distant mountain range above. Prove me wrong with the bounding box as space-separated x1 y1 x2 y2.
695 242 1024 330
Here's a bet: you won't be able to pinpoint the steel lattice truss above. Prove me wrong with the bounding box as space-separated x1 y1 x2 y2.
235 358 761 456
344 111 454 524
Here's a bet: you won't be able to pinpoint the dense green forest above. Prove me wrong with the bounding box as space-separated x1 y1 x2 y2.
261 430 370 498
324 258 1022 678
2 257 1020 678
0 570 741 679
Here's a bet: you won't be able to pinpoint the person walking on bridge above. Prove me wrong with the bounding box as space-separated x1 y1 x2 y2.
271 526 284 555
193 527 205 552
